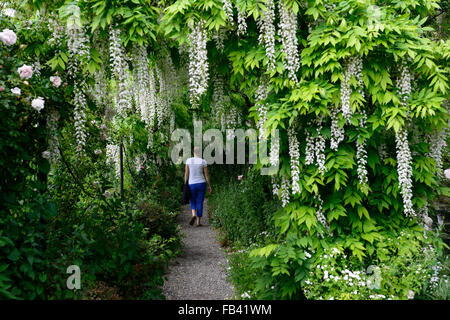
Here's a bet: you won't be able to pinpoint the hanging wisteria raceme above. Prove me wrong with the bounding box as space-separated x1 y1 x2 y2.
222 0 234 26
288 126 301 195
257 0 276 72
46 111 60 164
255 77 270 141
270 130 279 167
393 63 416 217
340 56 363 122
314 193 331 236
155 49 182 132
305 128 315 165
73 81 87 154
66 22 89 79
212 73 225 127
106 144 121 179
236 4 247 36
156 62 167 128
272 175 280 197
396 63 412 114
131 45 156 129
280 176 290 207
356 111 369 193
304 119 326 175
188 20 209 108
395 128 415 217
278 1 299 82
90 32 110 109
330 108 345 151
66 21 90 154
109 27 132 117
315 119 327 175
418 203 433 233
427 128 447 179
212 29 226 52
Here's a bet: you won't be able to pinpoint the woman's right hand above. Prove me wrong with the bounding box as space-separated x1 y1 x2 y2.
208 185 212 194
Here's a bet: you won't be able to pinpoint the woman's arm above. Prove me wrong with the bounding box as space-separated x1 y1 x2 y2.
185 164 189 184
203 167 212 193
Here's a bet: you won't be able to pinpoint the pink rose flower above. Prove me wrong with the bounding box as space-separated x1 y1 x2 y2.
0 28 17 46
50 75 61 87
238 175 243 180
18 64 33 80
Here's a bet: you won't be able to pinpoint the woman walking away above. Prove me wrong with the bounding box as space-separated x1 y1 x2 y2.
185 146 212 227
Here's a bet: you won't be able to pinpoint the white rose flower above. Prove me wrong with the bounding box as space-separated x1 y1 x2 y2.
0 28 17 46
18 64 33 79
31 97 45 112
11 87 21 95
50 75 62 87
445 168 450 180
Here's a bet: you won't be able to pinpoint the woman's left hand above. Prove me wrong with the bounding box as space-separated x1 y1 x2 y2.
208 185 212 194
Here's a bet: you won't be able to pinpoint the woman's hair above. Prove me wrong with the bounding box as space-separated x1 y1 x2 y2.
193 146 201 156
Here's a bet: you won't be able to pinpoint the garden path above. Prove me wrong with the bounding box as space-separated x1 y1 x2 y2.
162 200 234 300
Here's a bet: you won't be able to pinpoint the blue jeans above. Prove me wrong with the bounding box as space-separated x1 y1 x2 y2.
189 182 206 217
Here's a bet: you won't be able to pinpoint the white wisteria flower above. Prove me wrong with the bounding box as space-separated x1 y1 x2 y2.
340 57 363 122
11 87 21 95
236 5 247 36
395 129 415 217
222 0 234 26
280 176 290 207
278 1 300 82
288 126 301 194
31 97 45 112
0 28 17 46
257 0 276 71
18 64 33 80
188 20 209 108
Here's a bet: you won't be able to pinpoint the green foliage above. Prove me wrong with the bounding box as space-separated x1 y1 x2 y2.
208 170 280 246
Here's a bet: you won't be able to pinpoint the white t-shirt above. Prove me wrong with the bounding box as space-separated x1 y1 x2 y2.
186 157 207 184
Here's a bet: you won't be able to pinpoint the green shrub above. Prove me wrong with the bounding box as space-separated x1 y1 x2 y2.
208 170 280 247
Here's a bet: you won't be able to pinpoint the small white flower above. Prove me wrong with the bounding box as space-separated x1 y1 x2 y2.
103 190 111 198
11 87 21 95
94 149 102 155
0 28 17 46
31 97 45 112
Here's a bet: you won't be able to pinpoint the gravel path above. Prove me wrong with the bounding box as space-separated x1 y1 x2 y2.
162 200 234 300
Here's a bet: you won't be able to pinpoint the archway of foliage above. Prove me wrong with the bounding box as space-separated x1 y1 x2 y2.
0 0 448 300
